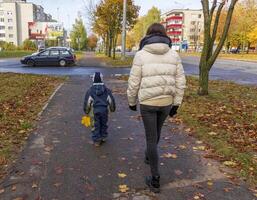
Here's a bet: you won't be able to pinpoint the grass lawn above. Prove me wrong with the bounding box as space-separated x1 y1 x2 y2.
0 51 35 59
96 53 133 67
180 52 257 62
0 73 65 179
178 77 257 185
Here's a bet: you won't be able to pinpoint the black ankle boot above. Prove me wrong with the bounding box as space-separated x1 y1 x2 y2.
145 176 160 193
144 157 150 165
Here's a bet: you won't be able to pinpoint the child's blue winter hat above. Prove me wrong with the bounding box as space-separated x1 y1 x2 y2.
92 72 103 83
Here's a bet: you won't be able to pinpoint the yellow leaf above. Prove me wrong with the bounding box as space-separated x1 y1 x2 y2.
179 145 187 149
207 181 213 186
0 189 4 194
208 132 218 136
32 183 38 188
194 196 200 200
163 153 177 159
223 161 237 167
118 173 127 178
119 185 129 193
193 146 206 151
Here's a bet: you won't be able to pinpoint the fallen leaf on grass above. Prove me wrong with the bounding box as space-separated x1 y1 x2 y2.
119 185 129 193
193 146 206 151
162 153 177 159
223 161 237 167
208 132 218 136
118 173 127 178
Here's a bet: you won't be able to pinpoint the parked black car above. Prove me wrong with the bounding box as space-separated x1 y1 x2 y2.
21 47 76 67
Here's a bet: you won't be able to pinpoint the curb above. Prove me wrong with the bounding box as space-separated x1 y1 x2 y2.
37 82 64 117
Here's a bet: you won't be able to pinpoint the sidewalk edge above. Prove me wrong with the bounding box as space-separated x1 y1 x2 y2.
38 82 64 117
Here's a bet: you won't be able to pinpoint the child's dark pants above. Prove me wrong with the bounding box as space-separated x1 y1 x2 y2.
92 109 108 142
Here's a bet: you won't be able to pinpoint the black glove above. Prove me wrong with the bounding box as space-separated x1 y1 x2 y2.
129 105 137 111
169 106 179 117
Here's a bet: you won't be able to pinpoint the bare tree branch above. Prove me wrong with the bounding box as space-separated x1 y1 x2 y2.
210 0 217 19
209 0 226 54
208 0 238 69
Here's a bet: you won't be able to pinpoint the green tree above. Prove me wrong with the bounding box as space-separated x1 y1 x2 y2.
199 0 238 95
131 6 161 45
93 0 139 58
22 39 37 51
70 17 88 50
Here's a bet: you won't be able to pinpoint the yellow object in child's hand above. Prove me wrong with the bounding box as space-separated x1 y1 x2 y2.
81 116 91 127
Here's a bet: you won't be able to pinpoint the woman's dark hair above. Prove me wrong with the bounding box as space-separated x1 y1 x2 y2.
146 23 167 36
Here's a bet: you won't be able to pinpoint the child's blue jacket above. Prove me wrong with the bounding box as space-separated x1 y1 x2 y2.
84 83 116 114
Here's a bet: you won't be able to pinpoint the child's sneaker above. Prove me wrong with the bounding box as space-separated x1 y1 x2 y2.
94 141 102 147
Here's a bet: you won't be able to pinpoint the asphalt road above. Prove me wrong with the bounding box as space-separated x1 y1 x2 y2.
0 55 257 85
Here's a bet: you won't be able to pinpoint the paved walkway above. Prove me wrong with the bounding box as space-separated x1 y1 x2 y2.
0 74 255 200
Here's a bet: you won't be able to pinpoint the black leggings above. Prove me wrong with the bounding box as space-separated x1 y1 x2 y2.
140 104 171 177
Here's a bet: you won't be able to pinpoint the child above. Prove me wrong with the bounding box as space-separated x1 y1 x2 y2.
84 72 116 146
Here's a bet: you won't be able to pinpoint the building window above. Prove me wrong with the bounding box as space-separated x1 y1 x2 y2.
198 14 202 18
0 26 5 30
0 18 4 22
9 34 14 38
191 21 196 25
8 26 13 30
0 33 5 38
8 19 13 23
190 28 196 32
7 11 12 15
0 10 4 16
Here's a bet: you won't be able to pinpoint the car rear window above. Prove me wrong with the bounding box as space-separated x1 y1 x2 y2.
60 50 71 56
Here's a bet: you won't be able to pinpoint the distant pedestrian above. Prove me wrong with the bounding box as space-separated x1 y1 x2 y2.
127 23 186 193
84 72 116 146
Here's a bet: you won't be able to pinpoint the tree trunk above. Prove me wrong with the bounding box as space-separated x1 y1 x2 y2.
108 34 112 58
198 61 210 95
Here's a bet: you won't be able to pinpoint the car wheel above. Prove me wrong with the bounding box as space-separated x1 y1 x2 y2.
59 59 66 67
27 59 35 67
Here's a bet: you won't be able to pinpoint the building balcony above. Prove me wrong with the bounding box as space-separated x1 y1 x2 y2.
167 24 182 29
166 16 183 21
167 31 182 35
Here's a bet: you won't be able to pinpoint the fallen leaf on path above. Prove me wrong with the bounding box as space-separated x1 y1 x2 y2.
53 182 62 187
13 198 23 200
98 175 103 179
0 189 4 194
162 153 177 159
118 173 127 178
32 183 38 188
223 161 237 167
11 185 16 191
174 170 183 176
196 140 203 144
119 185 129 193
207 181 213 187
179 145 187 149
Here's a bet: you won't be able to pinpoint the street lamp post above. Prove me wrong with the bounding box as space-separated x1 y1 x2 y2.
121 0 127 60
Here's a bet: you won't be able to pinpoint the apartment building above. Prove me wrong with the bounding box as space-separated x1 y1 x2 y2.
0 0 54 46
161 9 204 51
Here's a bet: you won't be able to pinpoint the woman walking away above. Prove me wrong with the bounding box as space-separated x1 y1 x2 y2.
127 23 186 193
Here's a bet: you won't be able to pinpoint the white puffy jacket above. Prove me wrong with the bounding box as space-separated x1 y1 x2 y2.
127 43 186 107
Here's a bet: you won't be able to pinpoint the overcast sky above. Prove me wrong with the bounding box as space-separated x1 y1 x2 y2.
30 0 202 31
